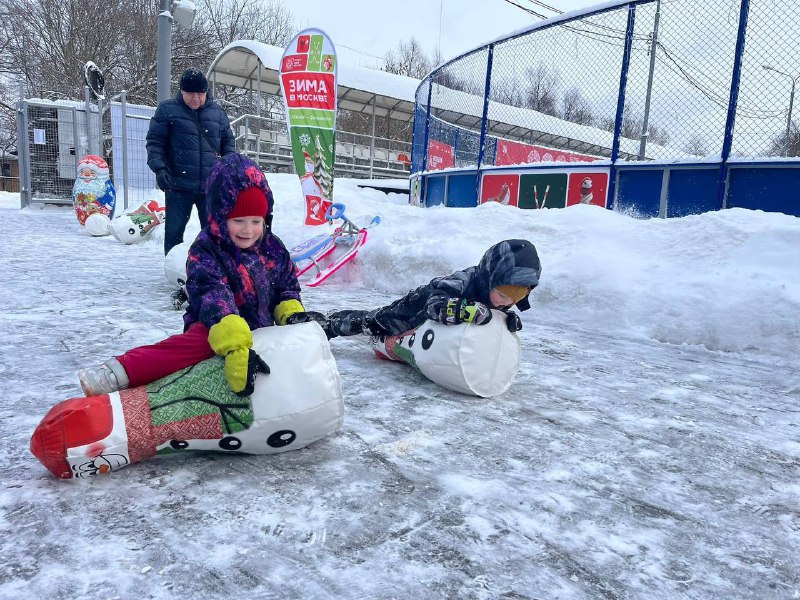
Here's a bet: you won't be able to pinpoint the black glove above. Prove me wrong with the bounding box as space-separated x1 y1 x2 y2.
155 169 172 191
235 349 270 397
437 298 492 326
504 311 523 332
286 311 334 339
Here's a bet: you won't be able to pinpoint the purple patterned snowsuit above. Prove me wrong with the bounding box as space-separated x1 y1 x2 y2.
183 153 301 331
116 154 301 387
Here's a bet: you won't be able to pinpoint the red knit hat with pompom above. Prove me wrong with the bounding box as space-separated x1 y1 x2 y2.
227 186 268 219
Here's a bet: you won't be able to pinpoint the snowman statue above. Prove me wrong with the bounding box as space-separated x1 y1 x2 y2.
72 155 116 236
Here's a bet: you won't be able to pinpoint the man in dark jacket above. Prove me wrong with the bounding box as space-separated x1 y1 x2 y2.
146 67 236 256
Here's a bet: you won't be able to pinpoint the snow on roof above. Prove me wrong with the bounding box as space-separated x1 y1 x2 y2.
208 40 420 121
208 30 681 160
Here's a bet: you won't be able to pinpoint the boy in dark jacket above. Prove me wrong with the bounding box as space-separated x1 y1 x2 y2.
326 239 541 338
79 154 324 397
146 67 236 256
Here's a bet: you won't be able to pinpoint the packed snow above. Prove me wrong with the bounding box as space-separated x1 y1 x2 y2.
0 178 798 599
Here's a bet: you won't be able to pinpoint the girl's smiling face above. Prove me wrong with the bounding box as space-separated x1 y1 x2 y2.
226 217 264 249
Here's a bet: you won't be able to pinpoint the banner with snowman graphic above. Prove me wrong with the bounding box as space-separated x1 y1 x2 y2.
279 28 338 226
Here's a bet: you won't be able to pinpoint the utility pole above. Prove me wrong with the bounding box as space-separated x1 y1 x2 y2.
763 65 799 156
638 0 661 160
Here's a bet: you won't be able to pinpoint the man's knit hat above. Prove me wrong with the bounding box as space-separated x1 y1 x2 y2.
227 187 268 220
180 68 208 93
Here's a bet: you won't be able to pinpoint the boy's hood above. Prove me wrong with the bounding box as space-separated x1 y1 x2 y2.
477 239 542 311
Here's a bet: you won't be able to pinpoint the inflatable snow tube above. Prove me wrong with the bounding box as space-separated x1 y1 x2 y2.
164 242 191 287
30 322 343 479
371 309 521 397
109 199 166 244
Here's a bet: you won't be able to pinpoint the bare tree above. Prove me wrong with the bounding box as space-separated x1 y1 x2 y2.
0 0 297 154
196 0 294 52
490 78 525 106
647 122 669 146
384 37 432 79
684 135 708 156
0 0 295 104
768 123 800 157
562 87 595 125
523 64 559 115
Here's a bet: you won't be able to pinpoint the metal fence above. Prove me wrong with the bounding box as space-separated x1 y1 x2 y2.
413 0 800 171
231 112 411 179
16 89 412 208
16 90 106 207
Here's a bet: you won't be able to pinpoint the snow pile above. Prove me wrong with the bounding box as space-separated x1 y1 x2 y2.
265 175 800 357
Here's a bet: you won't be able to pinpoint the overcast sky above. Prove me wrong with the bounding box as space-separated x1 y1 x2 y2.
296 0 600 68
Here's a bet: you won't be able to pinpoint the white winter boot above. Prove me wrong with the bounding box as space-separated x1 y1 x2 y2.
78 358 130 396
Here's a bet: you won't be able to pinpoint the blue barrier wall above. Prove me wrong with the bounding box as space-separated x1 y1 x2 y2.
411 0 800 219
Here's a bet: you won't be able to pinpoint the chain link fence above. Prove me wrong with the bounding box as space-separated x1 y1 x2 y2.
414 0 800 170
18 85 412 208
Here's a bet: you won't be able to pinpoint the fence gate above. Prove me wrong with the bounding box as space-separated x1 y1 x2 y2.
16 90 105 208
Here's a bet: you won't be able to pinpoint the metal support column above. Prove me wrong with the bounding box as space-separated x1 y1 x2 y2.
15 83 31 208
120 91 130 211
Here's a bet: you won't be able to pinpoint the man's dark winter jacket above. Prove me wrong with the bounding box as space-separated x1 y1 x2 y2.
146 91 235 193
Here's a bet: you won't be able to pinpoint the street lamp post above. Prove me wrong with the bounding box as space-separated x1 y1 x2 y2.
156 0 198 103
762 64 800 156
638 0 661 160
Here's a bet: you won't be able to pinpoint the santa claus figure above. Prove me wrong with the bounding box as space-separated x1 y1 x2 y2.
72 155 116 235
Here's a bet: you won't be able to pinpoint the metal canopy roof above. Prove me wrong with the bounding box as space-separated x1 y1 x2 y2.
207 41 649 161
208 41 419 122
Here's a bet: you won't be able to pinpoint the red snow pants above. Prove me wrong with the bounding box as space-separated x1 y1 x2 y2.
116 322 215 388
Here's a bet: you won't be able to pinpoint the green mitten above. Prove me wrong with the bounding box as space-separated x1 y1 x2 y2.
208 314 253 393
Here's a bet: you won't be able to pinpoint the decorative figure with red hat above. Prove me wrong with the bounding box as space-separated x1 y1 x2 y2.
72 154 116 236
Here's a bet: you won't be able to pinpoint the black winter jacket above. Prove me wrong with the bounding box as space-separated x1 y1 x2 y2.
372 239 542 335
146 91 235 193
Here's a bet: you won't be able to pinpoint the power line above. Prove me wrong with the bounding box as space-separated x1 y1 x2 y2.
499 0 781 121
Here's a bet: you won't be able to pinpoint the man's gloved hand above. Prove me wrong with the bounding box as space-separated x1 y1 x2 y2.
504 311 523 332
155 169 172 191
437 298 493 326
286 311 334 338
237 349 270 397
208 314 256 394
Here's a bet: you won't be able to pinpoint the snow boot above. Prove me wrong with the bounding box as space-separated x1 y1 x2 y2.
78 358 129 397
171 286 188 310
326 309 369 337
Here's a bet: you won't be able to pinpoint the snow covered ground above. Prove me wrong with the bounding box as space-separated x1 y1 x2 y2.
0 178 798 599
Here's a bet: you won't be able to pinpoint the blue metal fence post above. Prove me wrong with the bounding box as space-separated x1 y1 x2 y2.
421 79 433 173
607 3 636 211
475 44 495 202
717 0 751 210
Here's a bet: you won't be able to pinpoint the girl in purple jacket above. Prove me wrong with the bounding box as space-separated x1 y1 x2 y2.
79 153 324 397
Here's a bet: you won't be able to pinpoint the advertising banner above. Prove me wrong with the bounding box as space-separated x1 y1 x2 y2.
427 139 455 171
480 169 610 209
495 139 599 166
279 29 338 225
